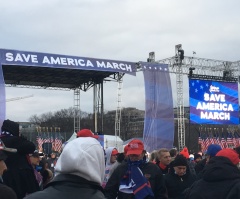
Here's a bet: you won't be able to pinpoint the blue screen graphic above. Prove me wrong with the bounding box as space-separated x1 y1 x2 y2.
189 79 239 125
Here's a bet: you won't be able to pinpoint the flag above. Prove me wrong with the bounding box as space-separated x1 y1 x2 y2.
215 132 221 146
54 133 62 152
232 132 238 148
209 133 215 145
198 132 203 152
205 133 210 149
226 132 234 147
36 135 43 152
220 133 227 149
201 133 207 152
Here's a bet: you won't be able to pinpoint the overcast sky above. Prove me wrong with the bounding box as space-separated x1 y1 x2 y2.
1 0 240 122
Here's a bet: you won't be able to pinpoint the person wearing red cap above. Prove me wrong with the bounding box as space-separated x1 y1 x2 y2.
76 129 99 139
185 148 240 199
102 147 119 188
104 139 167 199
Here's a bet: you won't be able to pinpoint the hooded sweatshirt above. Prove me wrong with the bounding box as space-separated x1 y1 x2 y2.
54 137 105 185
102 147 117 188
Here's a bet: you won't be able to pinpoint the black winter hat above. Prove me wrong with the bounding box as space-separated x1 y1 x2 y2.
172 154 188 167
194 153 202 160
1 119 19 136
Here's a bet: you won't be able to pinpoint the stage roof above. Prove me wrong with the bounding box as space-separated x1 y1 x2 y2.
0 49 136 91
2 64 118 91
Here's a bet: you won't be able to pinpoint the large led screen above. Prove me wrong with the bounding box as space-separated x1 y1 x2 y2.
189 79 239 125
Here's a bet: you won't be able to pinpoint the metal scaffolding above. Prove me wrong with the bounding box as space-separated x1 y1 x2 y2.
74 88 81 133
157 44 240 150
115 73 124 147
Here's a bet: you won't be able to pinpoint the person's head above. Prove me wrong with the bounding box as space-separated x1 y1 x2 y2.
51 152 56 159
194 153 202 163
205 144 222 163
29 151 40 166
1 119 19 137
172 155 188 176
126 139 144 162
149 150 158 162
105 147 118 165
216 148 240 166
54 137 105 185
157 148 171 166
169 148 178 158
110 148 118 164
76 129 99 139
0 150 7 176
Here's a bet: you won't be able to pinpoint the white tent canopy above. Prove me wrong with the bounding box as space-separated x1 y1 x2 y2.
66 133 123 152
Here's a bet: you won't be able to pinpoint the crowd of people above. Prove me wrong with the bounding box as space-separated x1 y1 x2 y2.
0 119 240 199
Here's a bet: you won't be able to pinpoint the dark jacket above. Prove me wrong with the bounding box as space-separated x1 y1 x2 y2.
0 183 17 199
194 158 206 175
164 164 196 199
185 156 240 199
1 135 39 199
24 174 106 199
104 161 167 199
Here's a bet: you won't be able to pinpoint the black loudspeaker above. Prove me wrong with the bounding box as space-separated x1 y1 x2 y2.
42 143 52 155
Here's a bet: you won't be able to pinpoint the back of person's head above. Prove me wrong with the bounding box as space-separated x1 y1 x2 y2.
116 152 125 163
169 148 178 158
149 150 158 162
216 148 240 166
1 119 19 136
0 185 17 199
54 137 104 185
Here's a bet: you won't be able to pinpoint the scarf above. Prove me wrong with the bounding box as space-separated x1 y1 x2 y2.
119 160 154 199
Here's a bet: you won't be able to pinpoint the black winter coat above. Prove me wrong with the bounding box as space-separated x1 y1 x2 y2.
24 174 106 199
164 165 196 199
104 161 167 199
1 135 39 199
185 156 240 199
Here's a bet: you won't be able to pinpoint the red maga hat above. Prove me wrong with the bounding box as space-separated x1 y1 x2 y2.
126 139 144 156
77 129 99 139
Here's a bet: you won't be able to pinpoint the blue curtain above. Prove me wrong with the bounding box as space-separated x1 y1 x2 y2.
0 64 6 128
142 62 174 152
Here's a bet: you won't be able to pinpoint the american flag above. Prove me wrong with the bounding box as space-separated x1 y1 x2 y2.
220 133 227 149
236 132 240 147
201 134 208 152
232 132 238 148
54 135 62 152
36 136 44 152
209 133 215 145
226 132 234 147
205 134 210 149
215 132 221 146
